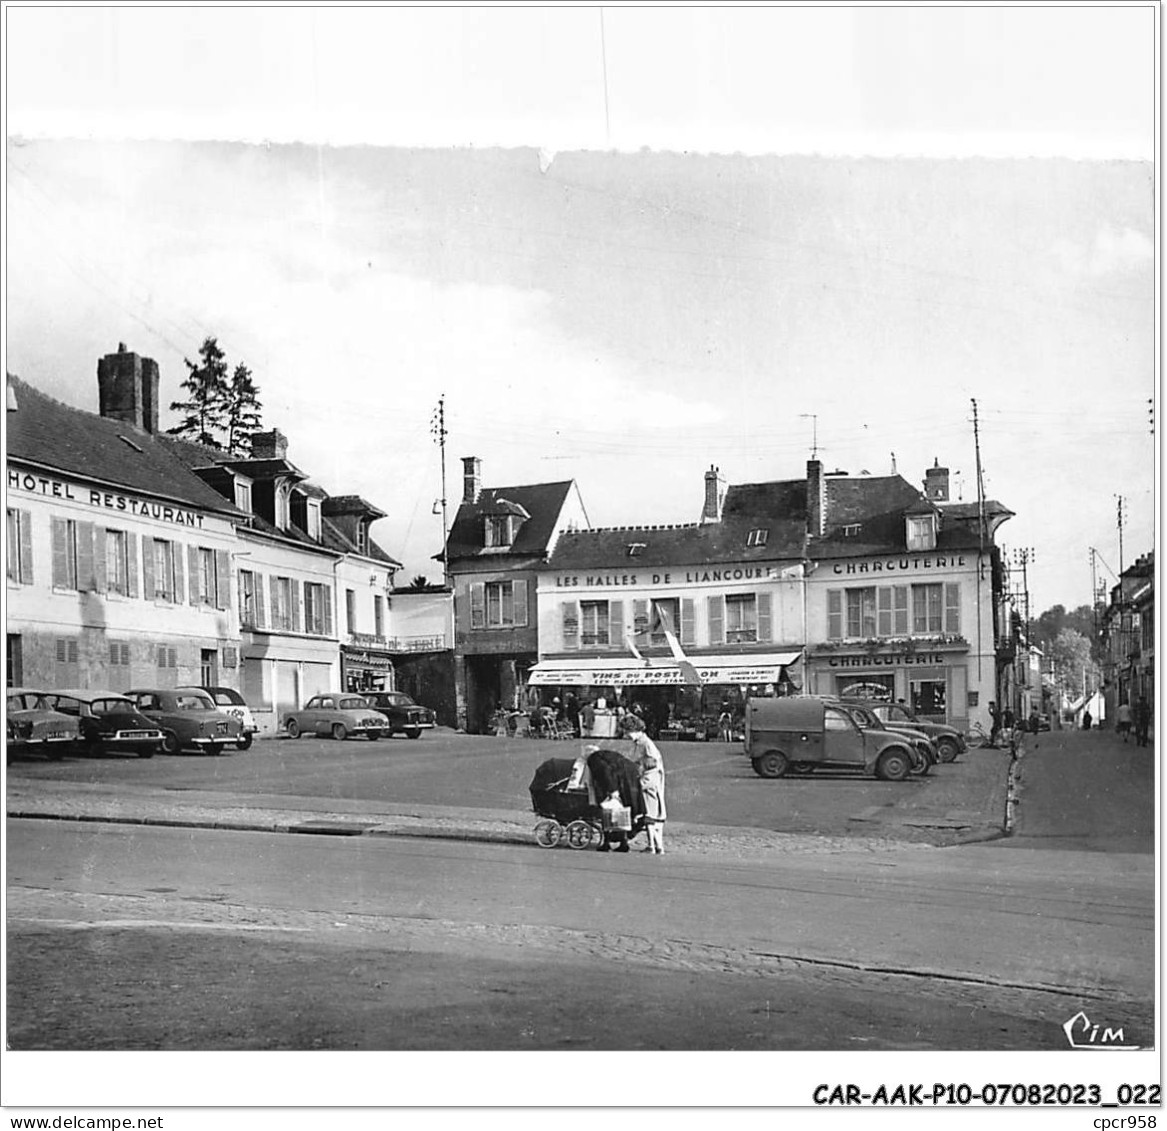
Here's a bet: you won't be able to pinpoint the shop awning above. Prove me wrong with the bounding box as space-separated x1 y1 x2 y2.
527 652 803 687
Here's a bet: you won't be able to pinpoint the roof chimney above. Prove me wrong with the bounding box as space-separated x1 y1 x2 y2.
807 459 825 537
701 464 725 523
462 456 482 505
250 428 289 460
924 457 950 502
97 343 160 434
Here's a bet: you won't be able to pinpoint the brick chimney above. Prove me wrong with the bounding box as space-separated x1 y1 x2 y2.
701 464 725 523
97 343 160 434
462 456 482 505
924 457 950 502
807 459 825 537
250 429 289 460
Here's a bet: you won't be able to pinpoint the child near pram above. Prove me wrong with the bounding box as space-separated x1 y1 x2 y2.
529 746 646 851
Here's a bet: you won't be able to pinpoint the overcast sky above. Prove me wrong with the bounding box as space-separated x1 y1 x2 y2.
6 7 1156 619
2 1 1159 1115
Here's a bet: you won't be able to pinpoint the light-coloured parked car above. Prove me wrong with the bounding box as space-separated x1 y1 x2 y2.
283 694 389 741
39 689 163 759
6 688 81 762
128 687 242 755
197 686 258 750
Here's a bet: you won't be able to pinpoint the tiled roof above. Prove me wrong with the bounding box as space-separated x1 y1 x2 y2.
722 478 806 520
549 518 806 570
321 517 401 567
447 481 575 560
824 474 922 526
323 495 387 519
5 375 242 517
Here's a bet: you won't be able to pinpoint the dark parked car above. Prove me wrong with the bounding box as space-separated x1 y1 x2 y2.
128 687 242 755
40 689 163 758
863 702 967 763
361 691 436 739
6 688 80 762
198 686 258 750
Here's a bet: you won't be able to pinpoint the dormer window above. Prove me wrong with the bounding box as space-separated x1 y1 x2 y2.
842 524 861 539
307 499 321 541
234 478 252 514
485 515 514 548
906 514 937 552
746 528 769 547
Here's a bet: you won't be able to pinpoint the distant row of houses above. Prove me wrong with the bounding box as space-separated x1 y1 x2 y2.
1098 551 1155 718
7 343 1023 737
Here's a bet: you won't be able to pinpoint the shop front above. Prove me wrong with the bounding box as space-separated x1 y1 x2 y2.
527 651 802 739
805 643 971 730
341 642 395 694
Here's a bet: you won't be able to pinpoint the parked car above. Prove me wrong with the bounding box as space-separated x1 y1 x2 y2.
39 689 163 758
861 701 967 763
197 686 258 750
6 688 80 762
283 694 389 741
360 690 437 739
836 699 935 775
744 696 916 781
128 687 242 755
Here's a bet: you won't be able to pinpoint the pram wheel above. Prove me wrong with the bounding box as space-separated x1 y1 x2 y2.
534 819 563 848
565 820 597 850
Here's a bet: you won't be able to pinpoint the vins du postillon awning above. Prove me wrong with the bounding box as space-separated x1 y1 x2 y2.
526 652 803 687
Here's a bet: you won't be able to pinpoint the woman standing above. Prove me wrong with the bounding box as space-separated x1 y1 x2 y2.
624 714 667 855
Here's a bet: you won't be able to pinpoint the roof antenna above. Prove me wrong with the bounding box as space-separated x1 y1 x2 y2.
799 413 819 459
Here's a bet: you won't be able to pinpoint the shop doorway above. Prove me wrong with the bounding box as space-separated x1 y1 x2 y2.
910 677 947 722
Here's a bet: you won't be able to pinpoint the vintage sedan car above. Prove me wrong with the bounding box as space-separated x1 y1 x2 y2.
863 701 967 763
837 699 935 775
198 686 258 750
360 690 436 739
6 688 80 762
283 694 389 741
128 687 242 755
39 689 163 758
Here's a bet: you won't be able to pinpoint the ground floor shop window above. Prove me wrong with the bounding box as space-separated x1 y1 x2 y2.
835 674 895 701
911 678 947 718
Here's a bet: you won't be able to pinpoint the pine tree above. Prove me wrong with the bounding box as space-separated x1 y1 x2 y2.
224 362 264 455
168 337 230 447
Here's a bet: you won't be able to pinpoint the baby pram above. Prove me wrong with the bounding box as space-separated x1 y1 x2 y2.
529 752 647 850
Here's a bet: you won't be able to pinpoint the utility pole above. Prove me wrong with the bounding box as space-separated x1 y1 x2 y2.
971 398 986 550
431 395 449 587
1011 547 1034 634
1115 495 1126 580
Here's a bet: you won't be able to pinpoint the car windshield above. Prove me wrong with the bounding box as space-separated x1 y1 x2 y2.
92 699 137 716
339 697 369 710
7 693 38 711
380 693 413 706
46 696 83 716
208 689 244 706
175 694 215 711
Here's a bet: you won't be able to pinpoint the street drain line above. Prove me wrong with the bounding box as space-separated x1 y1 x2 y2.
752 947 1120 1004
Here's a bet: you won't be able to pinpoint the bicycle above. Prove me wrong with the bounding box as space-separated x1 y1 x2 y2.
967 721 1021 753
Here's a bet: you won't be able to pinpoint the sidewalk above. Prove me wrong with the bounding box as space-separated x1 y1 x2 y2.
6 743 1014 859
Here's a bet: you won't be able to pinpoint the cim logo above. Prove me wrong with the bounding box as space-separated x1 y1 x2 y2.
1062 1010 1141 1050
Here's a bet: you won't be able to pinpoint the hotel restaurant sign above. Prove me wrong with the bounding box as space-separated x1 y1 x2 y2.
8 467 209 528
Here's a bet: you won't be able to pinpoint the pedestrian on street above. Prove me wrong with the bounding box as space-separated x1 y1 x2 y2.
1134 700 1151 747
624 713 666 855
1082 709 1093 731
1117 700 1133 743
988 701 1001 746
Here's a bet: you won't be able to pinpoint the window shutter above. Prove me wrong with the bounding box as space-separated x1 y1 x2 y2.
254 573 266 630
171 542 184 603
188 546 201 605
215 550 230 610
608 600 624 646
707 595 724 646
270 575 280 629
633 599 650 637
470 582 486 629
681 598 696 645
93 526 107 593
18 510 33 584
51 517 68 588
893 586 909 635
74 522 95 591
944 583 961 635
323 584 334 636
756 591 772 642
876 587 893 636
291 579 302 632
141 538 155 600
827 589 843 640
512 579 528 627
127 533 139 598
562 600 580 650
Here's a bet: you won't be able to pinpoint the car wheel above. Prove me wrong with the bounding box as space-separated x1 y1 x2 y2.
286 719 301 739
936 737 959 763
161 731 181 756
332 723 348 741
877 747 911 782
405 728 422 740
236 733 253 751
911 749 932 776
754 750 789 779
366 731 380 741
